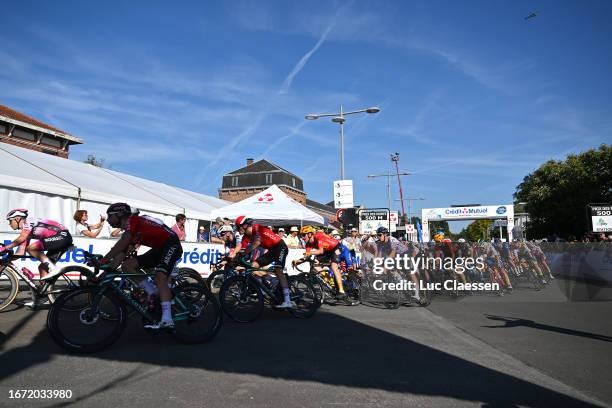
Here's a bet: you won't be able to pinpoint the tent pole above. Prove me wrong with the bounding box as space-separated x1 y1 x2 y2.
76 187 82 210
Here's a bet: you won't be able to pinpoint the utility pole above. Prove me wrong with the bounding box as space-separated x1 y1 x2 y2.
391 152 407 224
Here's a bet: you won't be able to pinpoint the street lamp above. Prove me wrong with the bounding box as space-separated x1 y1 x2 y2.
305 106 380 179
368 171 411 210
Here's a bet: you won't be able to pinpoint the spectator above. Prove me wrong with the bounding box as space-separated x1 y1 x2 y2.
197 226 208 242
74 210 105 238
210 217 225 244
284 226 301 248
278 227 286 239
172 213 186 241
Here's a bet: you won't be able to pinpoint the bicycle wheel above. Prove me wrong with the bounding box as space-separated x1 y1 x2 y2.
46 265 93 306
206 269 226 296
47 287 127 353
219 275 263 323
381 271 401 309
288 275 319 319
0 266 19 312
298 272 324 304
172 284 223 344
176 267 206 286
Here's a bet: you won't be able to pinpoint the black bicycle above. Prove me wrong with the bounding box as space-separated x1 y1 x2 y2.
47 252 223 353
218 258 319 323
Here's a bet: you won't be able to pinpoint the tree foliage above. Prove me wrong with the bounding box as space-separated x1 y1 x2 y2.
514 144 611 239
457 219 494 242
84 154 105 168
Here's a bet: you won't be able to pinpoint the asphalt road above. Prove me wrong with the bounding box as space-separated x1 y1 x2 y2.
1 280 610 408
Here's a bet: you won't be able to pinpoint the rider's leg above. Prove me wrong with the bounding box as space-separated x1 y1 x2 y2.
331 261 345 294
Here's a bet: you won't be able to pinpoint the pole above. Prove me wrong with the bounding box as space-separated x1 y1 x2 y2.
387 169 391 210
393 156 407 224
340 105 345 180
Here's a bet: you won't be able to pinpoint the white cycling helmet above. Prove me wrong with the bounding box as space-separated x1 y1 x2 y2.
218 225 234 234
6 208 28 220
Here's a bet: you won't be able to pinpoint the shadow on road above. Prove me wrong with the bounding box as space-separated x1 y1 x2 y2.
483 314 612 343
0 308 604 408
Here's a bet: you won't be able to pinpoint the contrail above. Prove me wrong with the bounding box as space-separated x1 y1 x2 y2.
197 11 342 190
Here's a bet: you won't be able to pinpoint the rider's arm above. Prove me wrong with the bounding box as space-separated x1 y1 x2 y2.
2 229 30 251
104 231 133 260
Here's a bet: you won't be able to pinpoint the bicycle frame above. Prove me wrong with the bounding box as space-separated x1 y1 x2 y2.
92 272 193 324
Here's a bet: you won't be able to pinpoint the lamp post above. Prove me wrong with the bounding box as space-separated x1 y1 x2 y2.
368 171 411 210
306 106 380 180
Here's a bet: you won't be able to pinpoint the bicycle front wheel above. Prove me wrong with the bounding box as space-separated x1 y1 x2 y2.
219 275 263 323
46 265 93 307
288 275 319 319
172 284 222 344
0 266 19 312
47 287 127 353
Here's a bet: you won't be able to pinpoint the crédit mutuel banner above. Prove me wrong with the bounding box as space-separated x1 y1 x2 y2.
421 205 515 242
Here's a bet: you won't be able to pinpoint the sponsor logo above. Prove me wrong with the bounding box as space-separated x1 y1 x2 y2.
257 193 274 203
444 207 488 216
496 206 507 215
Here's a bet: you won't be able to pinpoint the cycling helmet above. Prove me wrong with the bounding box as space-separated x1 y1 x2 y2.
234 215 253 227
218 225 234 234
6 208 28 220
106 203 132 216
458 238 466 243
300 225 315 234
433 233 444 242
376 226 389 235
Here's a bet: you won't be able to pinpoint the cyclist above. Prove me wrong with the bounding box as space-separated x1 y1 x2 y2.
375 227 421 300
218 225 241 257
231 216 293 308
296 226 353 301
102 203 183 330
0 209 73 282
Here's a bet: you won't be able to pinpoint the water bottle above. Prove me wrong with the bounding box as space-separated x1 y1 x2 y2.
21 267 35 280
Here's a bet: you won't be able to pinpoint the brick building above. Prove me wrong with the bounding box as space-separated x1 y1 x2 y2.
0 104 83 158
219 158 338 225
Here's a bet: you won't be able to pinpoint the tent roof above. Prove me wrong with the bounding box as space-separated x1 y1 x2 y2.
0 143 226 219
210 185 325 225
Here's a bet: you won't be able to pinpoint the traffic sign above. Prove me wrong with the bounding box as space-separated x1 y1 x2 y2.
335 209 344 222
333 180 354 209
390 211 399 232
358 208 390 235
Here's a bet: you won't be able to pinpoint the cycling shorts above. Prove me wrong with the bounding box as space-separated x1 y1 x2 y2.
30 230 73 263
136 235 183 275
317 244 353 268
256 240 288 269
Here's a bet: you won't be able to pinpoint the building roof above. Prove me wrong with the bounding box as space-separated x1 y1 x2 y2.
227 159 300 179
0 104 83 144
306 198 336 214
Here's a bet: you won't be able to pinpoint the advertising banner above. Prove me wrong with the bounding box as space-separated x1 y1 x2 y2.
588 204 612 232
358 209 390 235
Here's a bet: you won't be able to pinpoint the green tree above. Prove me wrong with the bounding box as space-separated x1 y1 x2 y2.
84 154 105 167
514 144 611 239
459 219 494 242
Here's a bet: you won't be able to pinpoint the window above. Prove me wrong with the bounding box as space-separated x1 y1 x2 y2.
13 128 36 141
41 136 62 147
266 173 272 184
0 124 6 134
231 176 239 187
292 177 296 187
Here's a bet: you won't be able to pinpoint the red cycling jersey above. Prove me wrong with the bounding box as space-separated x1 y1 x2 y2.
306 232 339 252
241 224 281 249
126 215 176 249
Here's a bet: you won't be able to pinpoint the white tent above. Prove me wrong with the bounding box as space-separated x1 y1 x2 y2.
0 143 227 239
210 185 325 226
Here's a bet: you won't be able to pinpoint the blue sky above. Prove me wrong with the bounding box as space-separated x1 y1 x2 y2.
2 1 611 231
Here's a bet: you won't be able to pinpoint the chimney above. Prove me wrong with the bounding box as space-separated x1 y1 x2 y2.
246 158 254 166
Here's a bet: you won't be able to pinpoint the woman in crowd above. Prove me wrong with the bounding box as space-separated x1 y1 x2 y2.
74 210 106 238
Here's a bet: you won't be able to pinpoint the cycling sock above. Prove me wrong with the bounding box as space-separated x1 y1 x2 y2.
282 288 290 302
161 301 172 321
